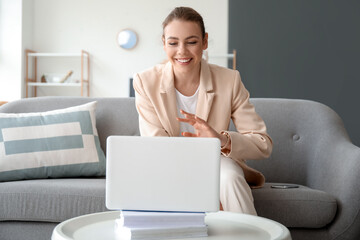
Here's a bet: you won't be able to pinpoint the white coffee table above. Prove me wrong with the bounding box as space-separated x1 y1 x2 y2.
52 211 291 240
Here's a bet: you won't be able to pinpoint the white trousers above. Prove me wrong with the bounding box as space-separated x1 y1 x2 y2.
220 156 257 216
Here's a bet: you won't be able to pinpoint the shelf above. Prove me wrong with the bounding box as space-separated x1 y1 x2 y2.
27 53 87 57
27 82 82 87
25 49 90 97
208 53 235 59
204 49 237 70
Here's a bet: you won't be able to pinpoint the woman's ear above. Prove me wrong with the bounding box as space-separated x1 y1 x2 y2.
203 33 209 50
162 35 166 50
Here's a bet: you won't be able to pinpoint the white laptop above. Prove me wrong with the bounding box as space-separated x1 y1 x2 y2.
106 136 220 213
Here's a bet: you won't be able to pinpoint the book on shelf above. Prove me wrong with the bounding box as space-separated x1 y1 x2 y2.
115 210 208 240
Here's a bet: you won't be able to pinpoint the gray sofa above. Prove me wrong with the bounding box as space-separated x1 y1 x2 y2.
0 97 359 240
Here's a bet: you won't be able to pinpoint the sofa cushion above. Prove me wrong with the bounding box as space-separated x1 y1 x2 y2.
0 178 107 222
0 102 106 181
252 183 337 228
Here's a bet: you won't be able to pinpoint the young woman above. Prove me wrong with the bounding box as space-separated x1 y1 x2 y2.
133 7 272 215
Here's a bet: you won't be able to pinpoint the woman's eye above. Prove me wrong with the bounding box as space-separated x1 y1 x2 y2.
188 41 197 45
168 42 178 46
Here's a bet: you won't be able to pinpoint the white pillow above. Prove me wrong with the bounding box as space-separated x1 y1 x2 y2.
0 101 105 181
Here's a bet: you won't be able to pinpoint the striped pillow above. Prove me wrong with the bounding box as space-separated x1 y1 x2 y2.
0 101 105 182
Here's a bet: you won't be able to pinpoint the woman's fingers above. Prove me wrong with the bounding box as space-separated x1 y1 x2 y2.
178 110 218 138
177 110 198 126
180 110 198 120
179 110 206 124
176 117 196 125
180 109 193 116
178 112 218 139
181 132 198 137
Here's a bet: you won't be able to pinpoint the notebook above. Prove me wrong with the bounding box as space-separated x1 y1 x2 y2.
105 136 221 213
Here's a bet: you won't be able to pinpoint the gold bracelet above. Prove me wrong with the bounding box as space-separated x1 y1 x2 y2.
220 131 230 149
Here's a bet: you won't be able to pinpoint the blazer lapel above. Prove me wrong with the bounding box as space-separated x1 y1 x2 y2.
160 62 180 136
196 60 215 121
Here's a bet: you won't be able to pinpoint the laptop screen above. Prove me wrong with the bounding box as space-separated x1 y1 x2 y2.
106 136 220 212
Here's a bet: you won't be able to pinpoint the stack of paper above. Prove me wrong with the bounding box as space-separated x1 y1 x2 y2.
115 211 208 240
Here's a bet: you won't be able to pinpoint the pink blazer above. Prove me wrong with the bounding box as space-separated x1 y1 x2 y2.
133 60 273 188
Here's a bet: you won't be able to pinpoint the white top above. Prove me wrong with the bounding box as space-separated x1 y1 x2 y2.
175 87 199 136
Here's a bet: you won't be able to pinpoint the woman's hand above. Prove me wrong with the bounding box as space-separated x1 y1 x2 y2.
177 109 228 147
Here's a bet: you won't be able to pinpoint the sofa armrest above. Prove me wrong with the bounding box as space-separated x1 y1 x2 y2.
308 133 360 239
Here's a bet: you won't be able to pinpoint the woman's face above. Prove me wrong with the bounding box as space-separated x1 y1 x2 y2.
163 20 208 75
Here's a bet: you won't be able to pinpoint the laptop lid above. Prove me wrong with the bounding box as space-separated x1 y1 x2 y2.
106 136 220 213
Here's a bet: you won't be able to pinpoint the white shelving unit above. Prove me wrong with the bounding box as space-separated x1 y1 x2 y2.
25 49 90 98
27 82 81 87
205 49 237 70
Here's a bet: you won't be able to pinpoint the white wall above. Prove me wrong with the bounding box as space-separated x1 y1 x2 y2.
0 0 228 99
0 0 23 101
31 0 229 97
22 0 34 98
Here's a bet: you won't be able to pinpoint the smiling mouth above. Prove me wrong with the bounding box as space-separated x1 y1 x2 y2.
176 58 192 64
